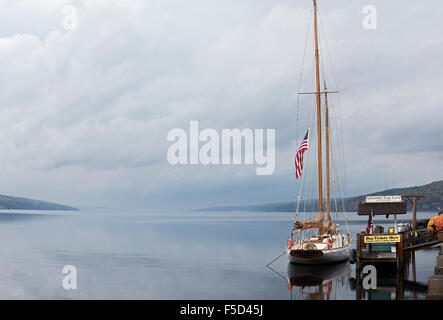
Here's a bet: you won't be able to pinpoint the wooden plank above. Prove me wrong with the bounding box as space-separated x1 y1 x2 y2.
404 240 440 251
359 251 396 260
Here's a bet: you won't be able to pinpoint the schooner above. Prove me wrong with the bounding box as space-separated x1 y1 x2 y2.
287 0 351 265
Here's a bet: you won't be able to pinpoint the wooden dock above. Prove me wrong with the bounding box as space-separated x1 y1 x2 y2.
354 243 442 300
353 196 443 299
356 228 440 274
354 231 442 300
355 195 441 273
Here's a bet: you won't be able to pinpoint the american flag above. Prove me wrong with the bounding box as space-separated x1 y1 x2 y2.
295 130 309 179
365 211 374 235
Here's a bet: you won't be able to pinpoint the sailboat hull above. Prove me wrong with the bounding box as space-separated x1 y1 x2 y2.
288 244 350 265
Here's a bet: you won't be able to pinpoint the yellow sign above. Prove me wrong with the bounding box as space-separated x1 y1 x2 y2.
364 235 401 243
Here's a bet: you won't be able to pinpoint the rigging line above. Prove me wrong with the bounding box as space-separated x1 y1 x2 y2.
308 58 317 216
331 84 348 204
329 114 345 214
338 111 348 205
297 56 316 218
331 141 349 232
295 102 309 219
330 109 343 189
323 75 349 232
296 6 313 143
316 11 341 107
316 4 337 218
331 123 350 233
318 29 328 90
319 13 347 219
331 119 348 226
305 93 317 216
318 7 340 99
317 6 348 205
295 53 315 212
294 58 314 215
266 249 289 267
294 87 316 224
329 121 340 222
329 89 347 204
294 158 305 223
318 10 340 94
315 4 330 93
332 107 344 201
303 121 313 215
327 78 347 206
310 125 317 215
337 146 348 214
298 59 315 216
293 9 314 219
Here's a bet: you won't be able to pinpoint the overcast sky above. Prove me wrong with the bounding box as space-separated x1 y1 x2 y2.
0 0 441 211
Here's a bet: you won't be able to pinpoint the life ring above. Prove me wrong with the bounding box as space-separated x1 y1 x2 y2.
327 238 332 249
287 239 293 250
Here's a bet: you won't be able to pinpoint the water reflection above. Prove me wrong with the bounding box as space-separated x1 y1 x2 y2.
0 210 438 299
276 247 440 300
353 251 430 300
286 262 351 300
0 211 58 224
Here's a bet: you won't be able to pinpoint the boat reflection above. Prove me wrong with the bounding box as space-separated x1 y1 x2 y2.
286 262 351 300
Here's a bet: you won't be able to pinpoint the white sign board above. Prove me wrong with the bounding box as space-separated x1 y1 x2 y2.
366 195 402 203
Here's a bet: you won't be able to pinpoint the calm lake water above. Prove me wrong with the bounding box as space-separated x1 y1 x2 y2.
0 209 439 299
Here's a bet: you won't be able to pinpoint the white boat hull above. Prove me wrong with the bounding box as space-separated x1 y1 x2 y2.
288 244 350 265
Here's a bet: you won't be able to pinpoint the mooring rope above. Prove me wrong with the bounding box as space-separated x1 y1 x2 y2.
266 249 289 267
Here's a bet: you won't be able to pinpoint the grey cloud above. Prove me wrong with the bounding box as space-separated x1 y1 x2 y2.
0 0 441 210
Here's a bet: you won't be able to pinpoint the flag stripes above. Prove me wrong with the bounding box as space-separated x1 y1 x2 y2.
295 130 309 179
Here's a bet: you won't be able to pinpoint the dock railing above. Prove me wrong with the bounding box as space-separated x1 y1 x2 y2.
402 228 439 251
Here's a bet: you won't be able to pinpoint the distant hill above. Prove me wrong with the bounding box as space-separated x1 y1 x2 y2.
0 194 78 211
196 180 443 213
344 180 443 212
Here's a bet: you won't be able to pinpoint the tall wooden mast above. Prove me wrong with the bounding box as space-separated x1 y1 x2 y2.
313 0 323 215
324 84 331 222
294 0 339 233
